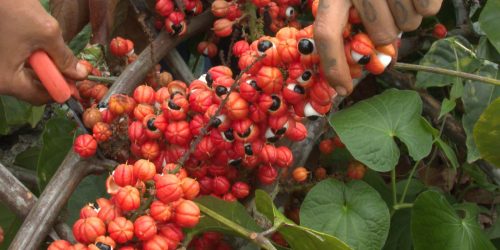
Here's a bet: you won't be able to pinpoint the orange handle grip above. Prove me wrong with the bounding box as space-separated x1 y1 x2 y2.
28 51 71 104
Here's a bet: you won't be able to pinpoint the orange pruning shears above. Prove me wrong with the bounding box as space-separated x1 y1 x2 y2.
29 50 88 132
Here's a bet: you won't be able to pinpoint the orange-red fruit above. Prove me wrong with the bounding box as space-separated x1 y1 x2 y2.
231 181 250 199
292 167 308 182
133 85 155 104
258 165 278 184
73 134 97 158
95 235 116 249
133 159 156 181
150 200 172 222
155 174 184 203
73 217 106 244
156 0 174 16
181 177 200 200
159 223 184 249
134 215 157 241
108 94 136 115
143 234 170 250
97 204 122 224
80 203 98 219
48 240 72 250
92 122 112 142
141 140 161 160
115 185 141 211
433 23 447 39
213 18 233 37
225 92 249 120
347 161 367 180
211 0 230 17
212 176 230 195
256 66 283 94
174 200 200 228
232 40 250 57
197 41 218 58
110 37 134 57
68 243 88 250
113 164 136 187
107 217 134 244
83 107 103 129
319 139 334 154
314 167 327 180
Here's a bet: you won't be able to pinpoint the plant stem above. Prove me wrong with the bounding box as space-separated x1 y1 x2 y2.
87 75 117 84
394 62 500 86
399 160 421 204
391 168 397 208
393 203 414 210
196 203 277 250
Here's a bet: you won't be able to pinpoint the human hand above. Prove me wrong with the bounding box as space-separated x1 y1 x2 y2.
314 0 442 96
0 0 88 105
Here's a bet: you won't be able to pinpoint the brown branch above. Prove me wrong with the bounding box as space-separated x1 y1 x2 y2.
101 11 214 103
0 163 75 243
4 165 38 191
164 50 196 83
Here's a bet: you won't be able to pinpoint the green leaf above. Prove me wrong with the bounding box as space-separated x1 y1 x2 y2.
479 0 500 54
0 96 45 135
416 36 481 88
462 63 500 163
39 0 50 12
411 190 495 250
185 196 262 244
69 24 92 55
255 190 352 250
473 97 500 167
477 36 500 63
300 180 390 250
462 163 498 192
329 89 433 172
37 117 76 191
435 138 459 169
0 204 22 250
67 174 109 224
383 209 412 250
396 179 426 201
14 146 41 171
362 170 392 206
439 98 456 119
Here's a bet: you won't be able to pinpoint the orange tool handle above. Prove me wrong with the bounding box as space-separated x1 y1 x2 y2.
29 51 71 104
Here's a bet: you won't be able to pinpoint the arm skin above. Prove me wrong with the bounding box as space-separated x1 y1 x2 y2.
314 0 443 96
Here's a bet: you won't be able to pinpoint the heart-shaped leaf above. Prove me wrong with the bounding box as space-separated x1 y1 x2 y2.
383 209 412 250
329 89 433 172
412 190 495 250
300 180 390 250
473 97 500 167
463 63 500 163
255 190 352 250
416 36 481 88
479 0 500 54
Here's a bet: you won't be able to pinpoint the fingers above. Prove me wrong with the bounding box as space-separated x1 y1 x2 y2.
9 69 52 105
412 0 443 16
314 0 353 96
351 0 399 45
387 0 422 31
38 18 88 80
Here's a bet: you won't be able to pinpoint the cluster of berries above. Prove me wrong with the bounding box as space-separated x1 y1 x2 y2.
154 0 205 36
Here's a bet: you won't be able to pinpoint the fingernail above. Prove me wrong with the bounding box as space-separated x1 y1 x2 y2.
76 62 88 76
335 86 347 96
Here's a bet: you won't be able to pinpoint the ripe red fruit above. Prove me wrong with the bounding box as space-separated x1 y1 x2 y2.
181 177 200 200
332 136 345 148
197 41 218 58
48 240 71 250
110 37 134 57
159 223 184 249
92 122 112 142
319 139 334 154
198 176 213 195
211 0 230 17
108 94 136 115
108 217 134 244
155 174 184 203
165 121 192 146
134 215 157 240
133 159 156 181
83 107 103 129
73 134 97 158
231 181 250 199
314 167 327 180
133 85 155 104
232 40 250 57
143 234 170 250
259 144 277 164
150 200 172 222
141 140 160 160
174 200 200 228
95 235 116 249
156 0 174 16
97 204 122 224
433 23 447 39
256 66 283 94
114 186 141 211
212 176 230 195
213 18 234 37
79 203 98 219
275 146 293 168
292 167 308 182
347 161 367 180
165 12 187 36
222 193 237 202
113 164 136 187
258 165 278 185
225 92 249 120
73 217 106 244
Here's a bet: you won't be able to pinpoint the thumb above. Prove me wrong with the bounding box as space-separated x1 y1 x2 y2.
313 0 353 96
39 22 88 80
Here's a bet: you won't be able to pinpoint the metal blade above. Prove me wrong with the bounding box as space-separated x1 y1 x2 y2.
66 98 88 133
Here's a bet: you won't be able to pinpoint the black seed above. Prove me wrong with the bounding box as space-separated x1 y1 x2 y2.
229 158 242 166
223 128 234 141
257 40 273 52
307 115 320 121
212 118 222 128
95 242 111 250
248 79 261 91
147 118 157 131
286 7 295 17
358 55 371 65
275 127 286 135
92 203 99 211
238 127 251 138
293 84 305 94
97 102 108 109
205 73 213 88
270 95 281 111
267 136 280 143
298 39 315 55
168 99 181 110
244 144 253 155
301 70 312 81
172 24 183 34
215 86 228 96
